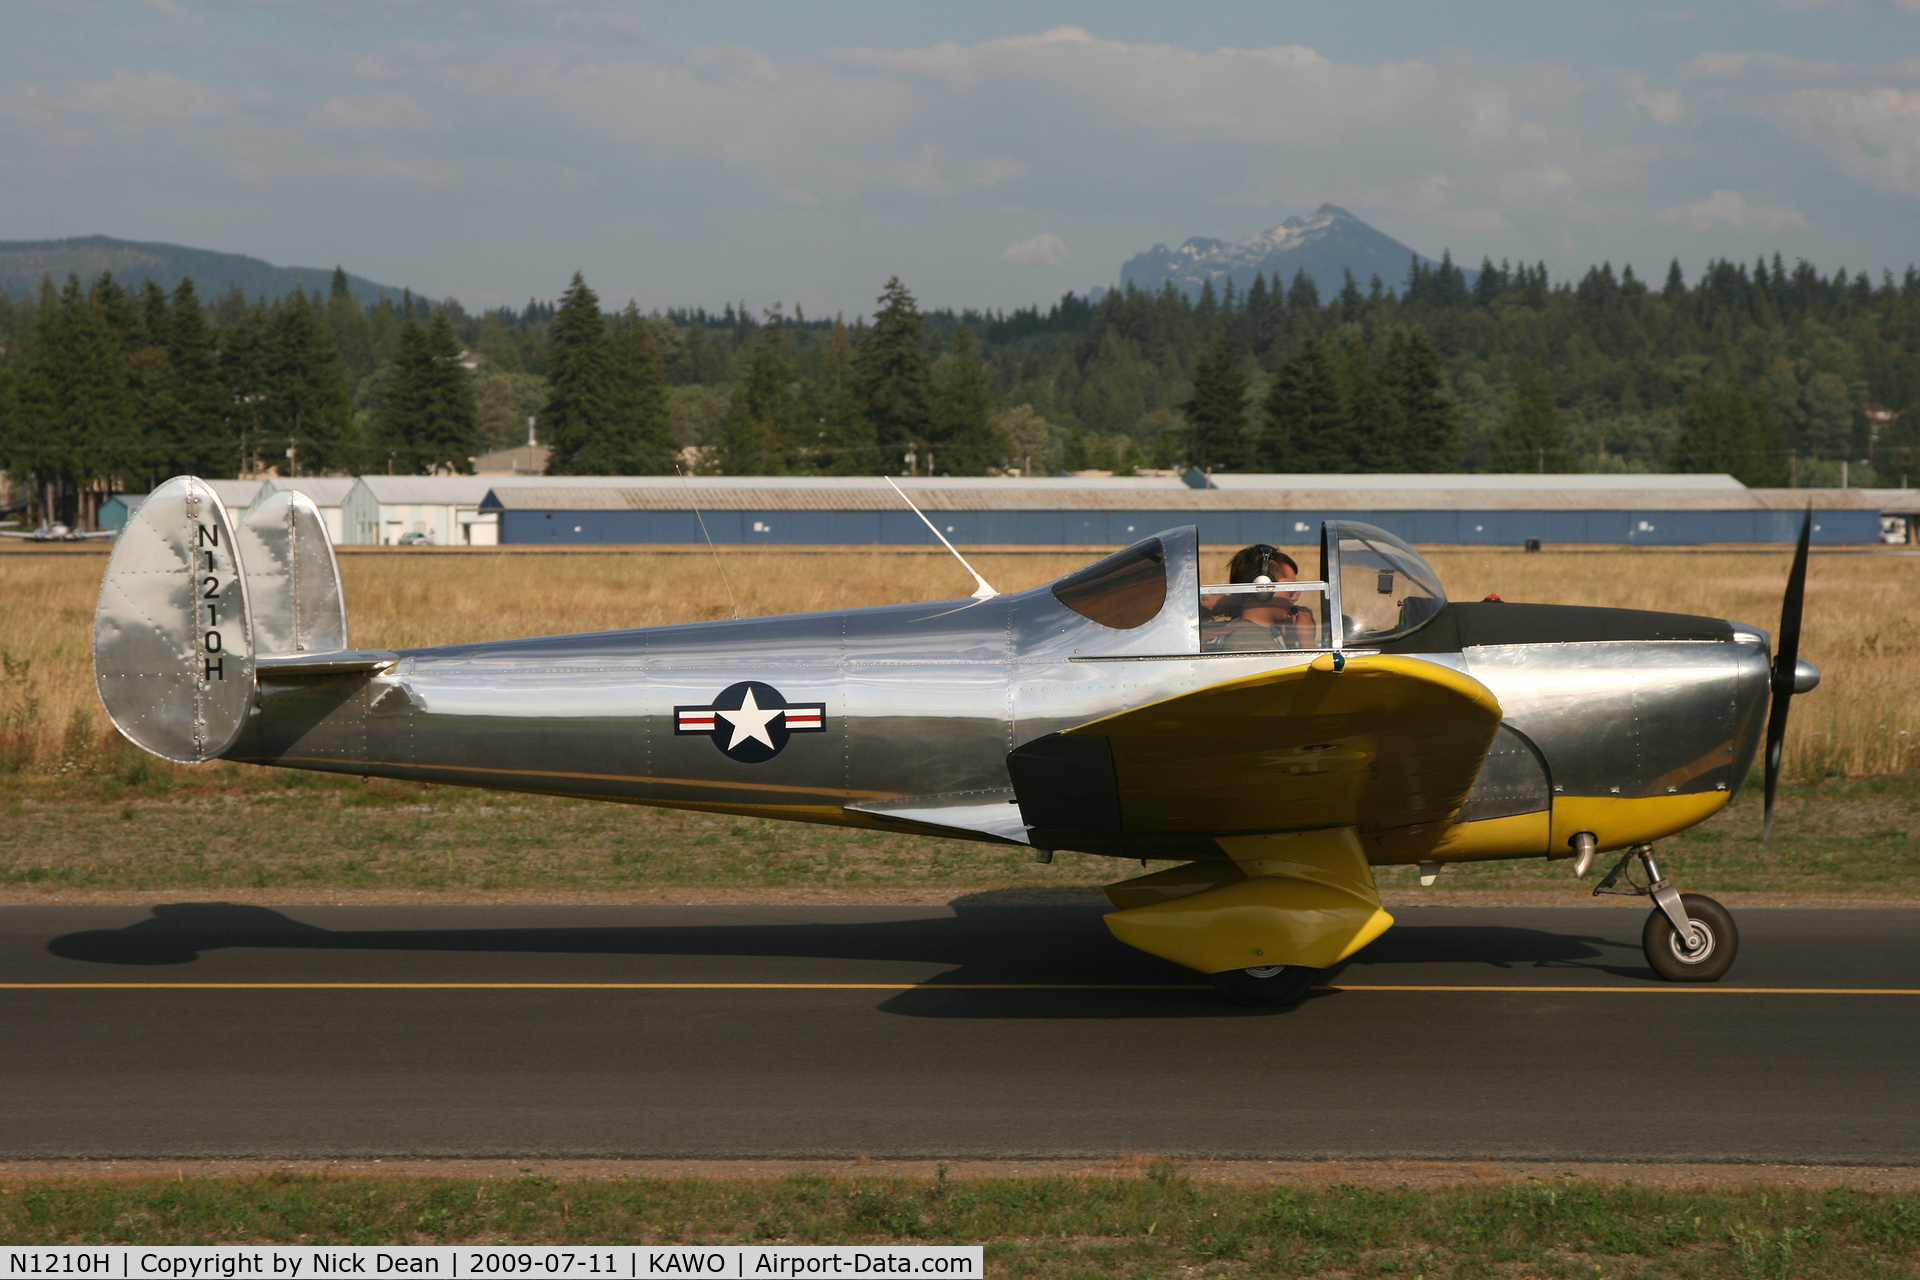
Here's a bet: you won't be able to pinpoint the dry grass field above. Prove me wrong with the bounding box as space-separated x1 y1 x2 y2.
5 540 1914 778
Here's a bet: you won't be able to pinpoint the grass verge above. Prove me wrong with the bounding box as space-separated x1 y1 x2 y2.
1 758 1915 899
3 1172 1918 1277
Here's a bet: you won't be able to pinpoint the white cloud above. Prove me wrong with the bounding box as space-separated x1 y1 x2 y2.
1771 87 1920 196
1635 89 1686 124
1657 189 1809 231
998 233 1066 266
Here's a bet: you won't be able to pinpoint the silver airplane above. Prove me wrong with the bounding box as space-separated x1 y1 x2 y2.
4 521 116 541
92 476 1819 1005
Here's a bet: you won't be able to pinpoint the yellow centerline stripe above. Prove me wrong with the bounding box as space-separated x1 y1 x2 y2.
3 990 1198 997
1 982 1916 993
1327 985 1920 994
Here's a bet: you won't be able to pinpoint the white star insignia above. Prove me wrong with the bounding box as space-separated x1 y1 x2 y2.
717 687 783 751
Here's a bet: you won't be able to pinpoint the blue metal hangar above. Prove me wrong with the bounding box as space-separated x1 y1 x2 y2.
477 474 1892 546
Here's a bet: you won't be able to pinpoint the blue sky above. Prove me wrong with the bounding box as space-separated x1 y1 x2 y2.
5 1 1918 315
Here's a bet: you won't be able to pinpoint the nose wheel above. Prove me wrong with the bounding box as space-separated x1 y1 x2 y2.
1595 846 1740 982
1208 964 1322 1007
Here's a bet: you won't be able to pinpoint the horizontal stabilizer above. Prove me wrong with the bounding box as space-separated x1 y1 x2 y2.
255 650 399 676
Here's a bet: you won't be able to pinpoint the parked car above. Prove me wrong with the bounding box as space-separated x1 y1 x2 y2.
396 531 435 546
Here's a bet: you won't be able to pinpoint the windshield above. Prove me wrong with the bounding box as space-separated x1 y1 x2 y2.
1324 521 1447 645
1052 536 1168 629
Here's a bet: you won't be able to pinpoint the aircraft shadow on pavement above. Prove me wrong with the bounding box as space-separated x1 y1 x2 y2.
45 897 1653 1018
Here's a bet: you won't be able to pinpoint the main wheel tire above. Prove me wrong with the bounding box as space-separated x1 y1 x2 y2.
1642 893 1738 982
1208 964 1321 1007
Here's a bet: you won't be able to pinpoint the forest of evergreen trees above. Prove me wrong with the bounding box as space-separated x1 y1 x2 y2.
3 249 1918 525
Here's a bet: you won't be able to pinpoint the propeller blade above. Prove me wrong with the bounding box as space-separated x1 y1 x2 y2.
1763 508 1813 843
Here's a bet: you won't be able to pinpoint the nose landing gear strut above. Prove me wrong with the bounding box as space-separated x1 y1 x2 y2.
1594 845 1739 982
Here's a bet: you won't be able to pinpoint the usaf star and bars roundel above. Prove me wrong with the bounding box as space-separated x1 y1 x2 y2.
674 681 826 763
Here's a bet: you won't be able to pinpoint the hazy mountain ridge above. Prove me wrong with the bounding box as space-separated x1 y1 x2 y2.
1121 204 1458 299
0 235 418 310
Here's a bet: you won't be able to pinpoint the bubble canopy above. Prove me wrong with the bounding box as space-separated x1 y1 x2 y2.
1322 521 1448 646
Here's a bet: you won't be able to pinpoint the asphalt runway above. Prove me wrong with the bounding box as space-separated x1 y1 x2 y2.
3 900 1916 1164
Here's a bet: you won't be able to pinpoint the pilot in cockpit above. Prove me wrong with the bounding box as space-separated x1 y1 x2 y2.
1200 543 1319 650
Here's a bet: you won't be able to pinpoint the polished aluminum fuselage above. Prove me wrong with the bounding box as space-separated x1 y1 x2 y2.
226 526 1772 861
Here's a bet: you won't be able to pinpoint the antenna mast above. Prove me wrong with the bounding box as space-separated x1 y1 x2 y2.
885 478 997 600
678 466 739 619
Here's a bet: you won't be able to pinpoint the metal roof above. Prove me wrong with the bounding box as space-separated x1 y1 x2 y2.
260 477 356 506
1204 472 1749 491
481 482 1892 513
472 472 1744 493
351 476 505 504
200 480 262 510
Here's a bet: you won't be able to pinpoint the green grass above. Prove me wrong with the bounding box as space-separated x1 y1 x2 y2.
2 1173 1917 1277
1 742 1916 898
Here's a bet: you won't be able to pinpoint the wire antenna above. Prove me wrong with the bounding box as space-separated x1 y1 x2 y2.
885 477 997 600
678 465 738 619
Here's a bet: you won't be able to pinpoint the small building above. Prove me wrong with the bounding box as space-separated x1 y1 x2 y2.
477 473 1890 547
472 443 553 476
255 477 355 543
100 480 262 534
341 476 509 545
1869 489 1920 545
98 493 148 535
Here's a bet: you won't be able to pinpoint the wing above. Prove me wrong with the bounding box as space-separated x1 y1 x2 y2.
1010 654 1504 975
1012 654 1503 862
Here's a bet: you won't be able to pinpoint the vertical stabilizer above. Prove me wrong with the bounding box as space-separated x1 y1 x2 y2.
238 490 348 655
93 476 255 763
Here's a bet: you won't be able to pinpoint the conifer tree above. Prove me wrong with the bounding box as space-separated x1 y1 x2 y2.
1184 338 1250 471
218 300 268 474
855 277 933 471
542 273 616 475
1262 339 1348 472
1244 273 1276 361
1671 381 1788 486
1483 361 1565 472
380 315 433 469
1336 340 1386 470
717 315 804 474
1286 269 1321 340
149 278 230 478
603 303 679 473
1379 326 1462 472
8 275 137 524
409 311 479 472
326 267 376 391
258 289 354 474
811 318 877 475
927 325 1008 475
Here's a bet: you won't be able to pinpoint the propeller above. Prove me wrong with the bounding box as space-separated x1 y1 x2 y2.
1762 509 1813 843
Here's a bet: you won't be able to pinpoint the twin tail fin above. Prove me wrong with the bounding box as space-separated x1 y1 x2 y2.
93 477 358 763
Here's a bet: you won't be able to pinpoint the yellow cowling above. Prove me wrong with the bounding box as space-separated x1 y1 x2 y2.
1102 827 1394 974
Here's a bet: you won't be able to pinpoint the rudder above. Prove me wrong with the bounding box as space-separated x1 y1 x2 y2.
93 476 255 763
238 489 348 655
